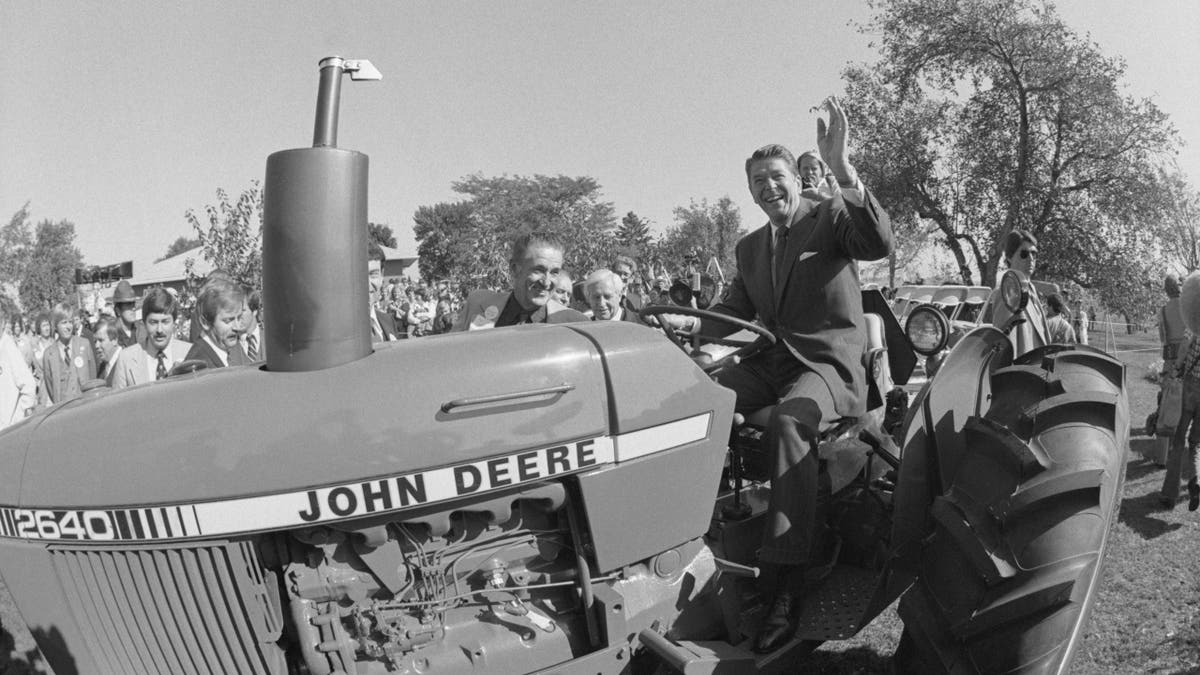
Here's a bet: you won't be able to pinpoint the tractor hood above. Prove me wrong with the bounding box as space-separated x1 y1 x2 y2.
5 325 624 509
1 322 720 515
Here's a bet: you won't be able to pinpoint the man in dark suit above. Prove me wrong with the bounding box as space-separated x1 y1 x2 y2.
696 97 893 652
185 281 249 369
452 231 587 331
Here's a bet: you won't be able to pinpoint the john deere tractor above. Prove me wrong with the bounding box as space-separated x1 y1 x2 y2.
0 58 1127 675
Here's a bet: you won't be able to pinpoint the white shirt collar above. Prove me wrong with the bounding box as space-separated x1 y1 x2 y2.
202 335 229 367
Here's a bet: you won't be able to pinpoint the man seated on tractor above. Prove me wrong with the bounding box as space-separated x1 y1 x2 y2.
452 231 588 331
685 97 893 652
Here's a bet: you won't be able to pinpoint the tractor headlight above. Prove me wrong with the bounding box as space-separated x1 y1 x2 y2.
905 304 950 356
999 270 1030 314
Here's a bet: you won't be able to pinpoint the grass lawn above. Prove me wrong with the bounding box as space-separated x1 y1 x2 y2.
2 331 1198 674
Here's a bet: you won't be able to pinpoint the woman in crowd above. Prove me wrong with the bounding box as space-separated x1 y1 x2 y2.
10 314 34 371
1044 293 1077 344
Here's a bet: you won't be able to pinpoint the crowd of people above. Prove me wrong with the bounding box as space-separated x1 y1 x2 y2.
0 273 269 428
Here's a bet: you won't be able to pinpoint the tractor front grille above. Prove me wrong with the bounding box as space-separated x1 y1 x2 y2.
49 540 285 675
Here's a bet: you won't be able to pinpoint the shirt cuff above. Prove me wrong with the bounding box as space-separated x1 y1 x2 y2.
839 178 865 206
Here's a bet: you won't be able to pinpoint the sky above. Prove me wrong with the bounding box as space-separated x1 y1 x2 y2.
2 1 1198 273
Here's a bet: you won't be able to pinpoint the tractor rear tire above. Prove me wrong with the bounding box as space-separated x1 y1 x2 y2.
894 345 1128 674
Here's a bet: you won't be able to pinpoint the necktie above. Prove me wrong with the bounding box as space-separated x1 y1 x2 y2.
156 352 167 380
773 225 790 289
247 334 259 360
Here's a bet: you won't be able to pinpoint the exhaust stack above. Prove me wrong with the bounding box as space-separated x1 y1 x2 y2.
262 57 382 372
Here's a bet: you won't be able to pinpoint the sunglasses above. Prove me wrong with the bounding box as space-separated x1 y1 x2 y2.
1019 249 1038 260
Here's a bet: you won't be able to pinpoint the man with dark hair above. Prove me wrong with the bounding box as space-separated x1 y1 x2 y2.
690 98 893 652
611 254 644 313
1003 228 1038 271
986 228 1048 346
452 231 587 330
111 288 192 388
185 282 248 368
1044 293 1077 344
92 316 122 382
241 287 265 361
188 269 235 343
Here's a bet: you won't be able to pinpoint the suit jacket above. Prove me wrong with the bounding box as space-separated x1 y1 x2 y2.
452 290 587 331
704 189 892 417
116 322 142 349
110 339 193 389
371 308 398 342
40 336 97 405
184 337 249 370
242 326 266 360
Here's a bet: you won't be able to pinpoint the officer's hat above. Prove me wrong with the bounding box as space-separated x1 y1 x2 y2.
112 280 138 305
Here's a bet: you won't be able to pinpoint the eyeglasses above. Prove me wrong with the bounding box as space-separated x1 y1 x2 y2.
1019 249 1038 260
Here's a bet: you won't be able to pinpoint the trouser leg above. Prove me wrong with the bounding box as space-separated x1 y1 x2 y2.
759 370 838 566
1162 401 1198 501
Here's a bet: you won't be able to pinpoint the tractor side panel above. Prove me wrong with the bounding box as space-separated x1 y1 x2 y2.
576 435 728 574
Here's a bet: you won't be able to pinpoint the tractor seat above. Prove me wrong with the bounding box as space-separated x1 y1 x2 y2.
742 312 892 429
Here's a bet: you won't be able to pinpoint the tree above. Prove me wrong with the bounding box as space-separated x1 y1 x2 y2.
19 218 82 312
185 182 263 290
616 212 653 252
413 201 486 286
654 197 746 282
412 174 617 290
0 203 34 290
846 0 1177 290
1143 168 1200 274
157 235 201 262
368 222 397 250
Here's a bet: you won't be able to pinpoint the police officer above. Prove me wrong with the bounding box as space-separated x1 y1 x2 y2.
112 279 141 348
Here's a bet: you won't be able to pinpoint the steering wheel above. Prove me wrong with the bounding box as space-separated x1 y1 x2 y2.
168 359 209 377
638 304 776 369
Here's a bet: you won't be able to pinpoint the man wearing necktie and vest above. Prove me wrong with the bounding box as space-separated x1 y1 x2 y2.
690 97 893 652
40 303 97 404
110 288 192 389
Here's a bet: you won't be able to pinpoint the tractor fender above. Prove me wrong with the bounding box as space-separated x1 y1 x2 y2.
890 326 1014 567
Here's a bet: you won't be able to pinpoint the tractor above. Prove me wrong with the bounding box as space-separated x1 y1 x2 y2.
0 58 1127 675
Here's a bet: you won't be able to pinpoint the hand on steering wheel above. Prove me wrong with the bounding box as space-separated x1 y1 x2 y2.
638 304 776 371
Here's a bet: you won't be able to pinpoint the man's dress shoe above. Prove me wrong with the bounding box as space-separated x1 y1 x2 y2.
754 591 798 653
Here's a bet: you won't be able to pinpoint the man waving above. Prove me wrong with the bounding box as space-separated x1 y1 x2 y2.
697 97 893 652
